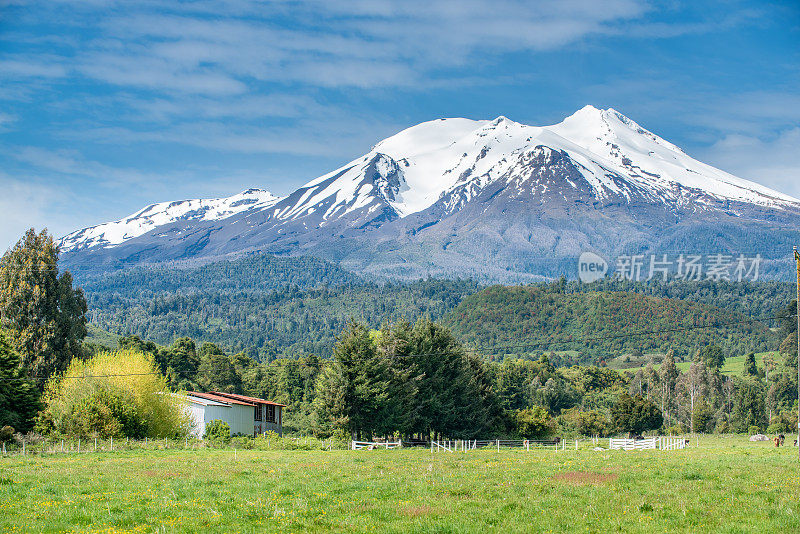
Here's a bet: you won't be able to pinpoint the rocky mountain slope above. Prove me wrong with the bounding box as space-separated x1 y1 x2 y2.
61 106 800 280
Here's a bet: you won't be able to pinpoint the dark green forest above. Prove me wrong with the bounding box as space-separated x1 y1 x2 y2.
3 233 798 441
445 286 779 363
75 254 792 361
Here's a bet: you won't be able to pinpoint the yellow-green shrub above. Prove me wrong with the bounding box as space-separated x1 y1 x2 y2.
37 349 191 438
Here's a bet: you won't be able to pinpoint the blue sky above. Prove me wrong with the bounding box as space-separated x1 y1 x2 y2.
1 0 798 250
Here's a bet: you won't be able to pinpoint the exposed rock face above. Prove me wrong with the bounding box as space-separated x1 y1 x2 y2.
60 106 800 280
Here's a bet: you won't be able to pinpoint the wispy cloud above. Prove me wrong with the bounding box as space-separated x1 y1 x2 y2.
699 127 800 199
2 0 652 95
1 0 796 249
0 174 65 252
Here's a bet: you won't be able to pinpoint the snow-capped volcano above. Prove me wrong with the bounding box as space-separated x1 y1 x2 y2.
61 188 281 251
60 106 800 280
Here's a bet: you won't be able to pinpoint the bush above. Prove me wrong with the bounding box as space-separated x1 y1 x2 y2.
611 393 663 435
558 408 609 437
714 420 731 434
514 406 555 439
767 410 797 434
37 349 191 439
0 425 13 443
664 423 686 435
204 420 231 441
692 402 716 434
229 436 253 449
747 425 761 436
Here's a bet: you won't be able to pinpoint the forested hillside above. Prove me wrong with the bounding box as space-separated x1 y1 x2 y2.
569 278 793 320
75 253 362 296
76 254 794 360
86 278 480 358
444 286 778 363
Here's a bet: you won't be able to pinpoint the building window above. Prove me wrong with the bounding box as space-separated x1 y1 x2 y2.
266 404 276 423
254 405 262 421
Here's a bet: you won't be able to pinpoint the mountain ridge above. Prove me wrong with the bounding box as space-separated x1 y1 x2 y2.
60 106 800 280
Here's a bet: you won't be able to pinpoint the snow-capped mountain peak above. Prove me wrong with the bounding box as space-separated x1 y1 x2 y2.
60 188 282 251
60 106 800 276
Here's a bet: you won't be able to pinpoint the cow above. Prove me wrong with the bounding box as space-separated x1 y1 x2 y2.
773 436 781 447
779 434 785 446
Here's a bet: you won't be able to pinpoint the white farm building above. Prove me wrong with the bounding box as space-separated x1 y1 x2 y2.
185 391 285 437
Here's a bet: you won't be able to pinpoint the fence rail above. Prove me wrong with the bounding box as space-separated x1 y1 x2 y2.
609 436 688 451
0 435 349 457
351 441 402 450
1 435 693 458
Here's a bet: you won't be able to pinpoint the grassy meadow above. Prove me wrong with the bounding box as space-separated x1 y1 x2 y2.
1 435 799 533
607 351 776 375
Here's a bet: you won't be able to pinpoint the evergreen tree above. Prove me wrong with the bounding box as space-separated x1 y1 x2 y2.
698 344 725 369
197 351 242 394
376 320 421 438
743 353 758 377
407 317 498 438
0 229 87 380
313 322 390 440
158 337 200 390
611 392 663 435
0 331 39 432
778 299 798 337
731 378 767 433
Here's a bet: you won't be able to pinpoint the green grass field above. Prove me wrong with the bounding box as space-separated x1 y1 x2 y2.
608 351 776 376
1 435 799 533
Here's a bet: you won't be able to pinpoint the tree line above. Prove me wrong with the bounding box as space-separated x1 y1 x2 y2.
1 228 798 443
72 252 793 360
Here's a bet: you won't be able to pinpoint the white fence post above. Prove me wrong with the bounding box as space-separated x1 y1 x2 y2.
496 439 499 452
110 437 113 451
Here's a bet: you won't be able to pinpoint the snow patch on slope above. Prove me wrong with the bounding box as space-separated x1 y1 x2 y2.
60 188 281 251
60 106 800 253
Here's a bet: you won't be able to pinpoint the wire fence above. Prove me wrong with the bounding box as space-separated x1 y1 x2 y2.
0 435 351 458
0 434 703 458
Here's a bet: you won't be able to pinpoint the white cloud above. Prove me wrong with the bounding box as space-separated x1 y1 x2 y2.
0 176 64 252
2 0 652 95
699 128 800 200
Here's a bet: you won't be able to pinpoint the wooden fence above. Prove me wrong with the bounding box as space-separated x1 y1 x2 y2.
609 436 687 451
351 441 402 450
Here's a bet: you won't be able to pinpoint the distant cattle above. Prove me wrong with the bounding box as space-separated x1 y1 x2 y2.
773 436 781 447
779 434 785 446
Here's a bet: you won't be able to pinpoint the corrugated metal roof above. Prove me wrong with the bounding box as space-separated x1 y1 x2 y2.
185 396 229 407
188 391 256 407
210 391 287 407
